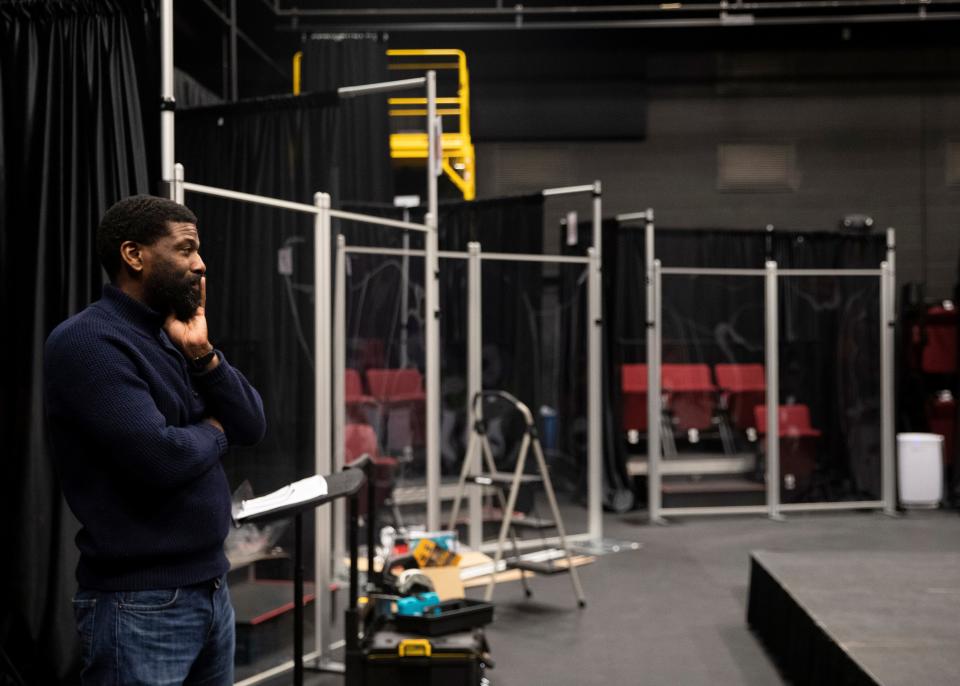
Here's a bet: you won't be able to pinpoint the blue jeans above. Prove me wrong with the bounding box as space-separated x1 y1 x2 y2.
72 575 235 685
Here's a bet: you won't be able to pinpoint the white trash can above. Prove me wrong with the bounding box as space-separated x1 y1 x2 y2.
896 433 943 508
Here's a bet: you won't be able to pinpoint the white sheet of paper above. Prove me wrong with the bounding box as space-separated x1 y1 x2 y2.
234 475 328 521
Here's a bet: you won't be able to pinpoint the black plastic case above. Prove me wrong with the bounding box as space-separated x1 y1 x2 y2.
393 598 494 636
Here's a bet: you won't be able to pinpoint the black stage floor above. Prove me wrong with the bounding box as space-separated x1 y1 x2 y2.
240 507 960 686
748 550 960 686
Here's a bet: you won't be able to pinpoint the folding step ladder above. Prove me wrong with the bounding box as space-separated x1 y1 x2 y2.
448 390 586 607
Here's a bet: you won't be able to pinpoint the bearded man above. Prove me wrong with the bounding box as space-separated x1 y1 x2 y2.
44 195 266 684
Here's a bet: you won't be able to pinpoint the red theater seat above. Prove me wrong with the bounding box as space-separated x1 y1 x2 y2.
366 368 426 447
367 368 426 404
345 368 378 423
344 423 397 514
754 404 820 494
920 305 957 375
754 404 821 439
714 364 766 432
621 363 648 434
661 364 717 433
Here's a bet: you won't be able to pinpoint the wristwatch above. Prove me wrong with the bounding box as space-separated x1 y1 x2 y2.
189 348 216 372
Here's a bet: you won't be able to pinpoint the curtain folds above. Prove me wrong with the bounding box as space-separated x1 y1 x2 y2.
176 95 340 490
301 35 393 204
1 1 159 682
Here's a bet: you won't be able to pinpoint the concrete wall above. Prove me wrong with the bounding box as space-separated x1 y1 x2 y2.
473 61 960 297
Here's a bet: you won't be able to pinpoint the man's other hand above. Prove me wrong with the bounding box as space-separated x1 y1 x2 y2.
205 417 224 433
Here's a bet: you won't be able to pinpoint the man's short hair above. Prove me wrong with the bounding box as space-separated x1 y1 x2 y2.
97 195 198 280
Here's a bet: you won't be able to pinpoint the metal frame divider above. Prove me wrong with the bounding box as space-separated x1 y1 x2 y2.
162 2 439 674
638 215 898 523
333 181 640 555
175 171 428 685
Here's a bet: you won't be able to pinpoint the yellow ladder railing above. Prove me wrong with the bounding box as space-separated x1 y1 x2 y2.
290 48 476 200
386 49 475 200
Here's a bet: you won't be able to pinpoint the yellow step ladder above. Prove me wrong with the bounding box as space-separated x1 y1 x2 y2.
387 49 476 200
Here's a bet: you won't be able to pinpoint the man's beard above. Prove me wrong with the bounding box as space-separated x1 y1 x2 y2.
144 264 201 321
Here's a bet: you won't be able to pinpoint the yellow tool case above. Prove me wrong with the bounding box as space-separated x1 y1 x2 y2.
347 627 492 686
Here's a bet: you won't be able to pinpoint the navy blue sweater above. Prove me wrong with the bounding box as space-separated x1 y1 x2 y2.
44 285 266 590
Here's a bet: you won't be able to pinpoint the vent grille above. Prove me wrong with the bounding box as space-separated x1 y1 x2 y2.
480 144 577 197
717 143 797 192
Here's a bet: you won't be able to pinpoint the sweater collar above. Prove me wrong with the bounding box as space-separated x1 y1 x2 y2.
99 284 167 334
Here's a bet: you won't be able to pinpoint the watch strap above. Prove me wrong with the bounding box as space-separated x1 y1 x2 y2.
189 348 216 372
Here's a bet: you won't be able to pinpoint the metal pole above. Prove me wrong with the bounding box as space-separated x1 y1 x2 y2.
293 513 304 685
542 184 597 197
467 242 483 548
333 235 347 580
882 226 897 515
337 76 427 97
587 246 603 540
765 260 782 521
425 70 441 531
160 0 175 197
401 210 410 368
648 256 664 524
173 163 185 205
312 192 336 668
645 211 663 524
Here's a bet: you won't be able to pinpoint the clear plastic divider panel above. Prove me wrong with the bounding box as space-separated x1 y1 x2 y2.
339 221 428 527
777 273 882 505
659 273 767 511
470 258 591 542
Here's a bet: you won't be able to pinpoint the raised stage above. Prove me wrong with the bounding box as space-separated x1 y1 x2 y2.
748 550 960 686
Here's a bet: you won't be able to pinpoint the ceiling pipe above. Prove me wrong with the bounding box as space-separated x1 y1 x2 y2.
276 10 960 32
269 0 954 17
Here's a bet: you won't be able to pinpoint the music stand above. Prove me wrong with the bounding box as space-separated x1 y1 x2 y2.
236 468 365 686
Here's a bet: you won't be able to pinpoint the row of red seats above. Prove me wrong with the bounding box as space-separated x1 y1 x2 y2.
621 363 820 438
346 367 425 409
346 368 426 447
622 363 765 434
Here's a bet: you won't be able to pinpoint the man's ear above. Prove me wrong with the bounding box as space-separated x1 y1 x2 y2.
119 241 145 274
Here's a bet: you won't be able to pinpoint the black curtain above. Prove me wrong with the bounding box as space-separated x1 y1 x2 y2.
1 1 159 682
301 35 392 204
580 225 886 506
176 94 340 492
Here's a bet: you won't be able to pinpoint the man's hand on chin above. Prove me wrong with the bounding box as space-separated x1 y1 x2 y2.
164 276 219 371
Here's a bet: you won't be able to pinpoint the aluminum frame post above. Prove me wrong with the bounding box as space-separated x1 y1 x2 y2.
400 210 411 368
587 181 603 540
646 215 664 525
312 192 338 670
765 260 782 521
587 246 603 540
160 0 175 197
467 242 483 548
333 235 347 578
425 70 441 530
882 226 897 515
173 163 185 205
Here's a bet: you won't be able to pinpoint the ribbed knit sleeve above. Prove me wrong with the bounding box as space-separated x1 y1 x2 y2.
191 351 266 446
45 331 227 489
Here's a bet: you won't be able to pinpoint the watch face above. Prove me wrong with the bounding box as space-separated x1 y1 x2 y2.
192 351 215 370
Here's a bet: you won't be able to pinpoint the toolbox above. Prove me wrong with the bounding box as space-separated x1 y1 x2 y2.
356 627 492 686
343 456 494 686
